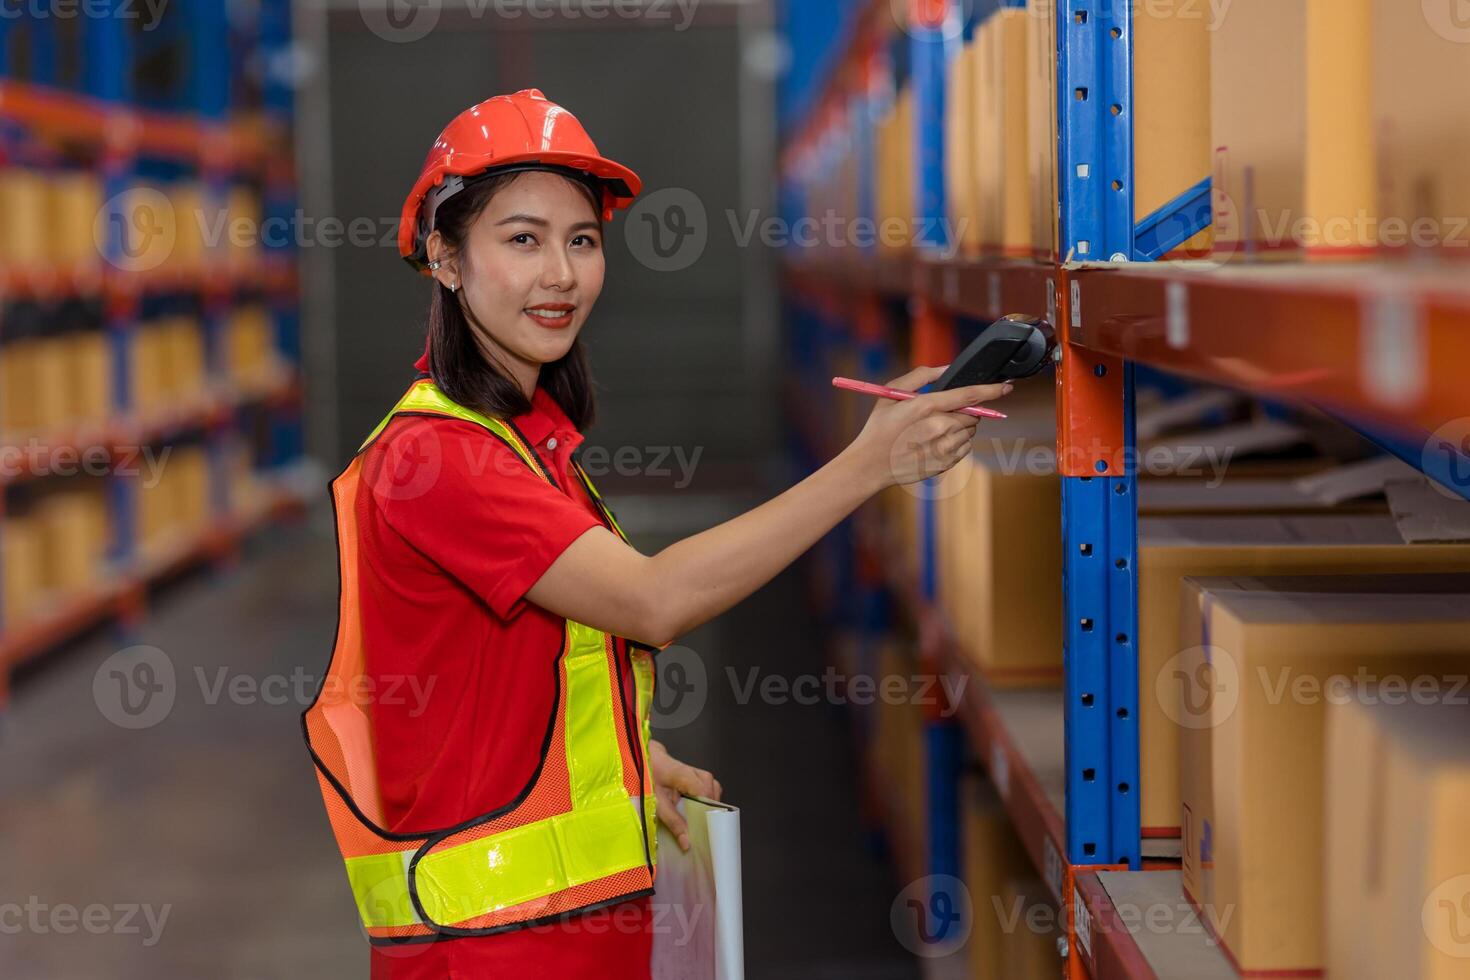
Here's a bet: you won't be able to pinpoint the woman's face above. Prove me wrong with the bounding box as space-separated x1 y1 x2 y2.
430 171 605 387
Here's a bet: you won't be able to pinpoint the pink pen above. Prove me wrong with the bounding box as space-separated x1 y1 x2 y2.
831 377 1008 420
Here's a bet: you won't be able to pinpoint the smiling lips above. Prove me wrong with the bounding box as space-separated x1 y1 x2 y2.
525 303 575 329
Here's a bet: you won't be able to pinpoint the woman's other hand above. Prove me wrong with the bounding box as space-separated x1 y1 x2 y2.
648 739 722 853
845 365 1011 489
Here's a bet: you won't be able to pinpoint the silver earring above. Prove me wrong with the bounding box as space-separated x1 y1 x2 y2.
427 260 442 271
449 281 459 292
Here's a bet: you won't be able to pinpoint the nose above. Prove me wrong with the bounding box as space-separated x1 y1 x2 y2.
541 245 575 292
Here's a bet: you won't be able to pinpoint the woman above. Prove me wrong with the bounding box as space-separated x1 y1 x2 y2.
303 89 1009 979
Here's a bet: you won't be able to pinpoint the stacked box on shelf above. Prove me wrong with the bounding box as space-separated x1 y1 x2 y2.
49 171 105 278
1 516 45 628
875 85 914 255
0 168 50 276
1372 0 1470 257
137 443 212 560
1025 0 1057 260
975 8 1031 258
1210 0 1375 260
1138 515 1470 838
945 33 981 256
873 639 928 881
1326 696 1470 979
1177 573 1470 976
998 878 1062 979
34 483 110 595
962 771 1037 979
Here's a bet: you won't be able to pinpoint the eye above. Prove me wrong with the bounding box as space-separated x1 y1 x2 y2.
572 234 599 248
510 232 537 246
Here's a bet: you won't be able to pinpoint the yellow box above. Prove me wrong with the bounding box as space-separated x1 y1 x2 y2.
999 878 1061 979
1210 0 1375 260
947 40 982 255
1139 515 1470 835
962 773 1035 980
976 9 1031 256
70 330 114 427
1372 0 1470 255
1 516 45 625
1178 573 1470 975
0 168 51 269
35 490 107 593
2 339 42 436
876 640 927 880
877 86 915 254
33 335 73 433
1026 0 1057 260
1325 696 1470 979
49 171 105 274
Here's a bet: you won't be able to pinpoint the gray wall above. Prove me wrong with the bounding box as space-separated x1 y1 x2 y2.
313 10 779 492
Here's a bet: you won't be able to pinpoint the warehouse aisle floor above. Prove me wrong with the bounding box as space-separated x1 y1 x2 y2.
0 505 921 979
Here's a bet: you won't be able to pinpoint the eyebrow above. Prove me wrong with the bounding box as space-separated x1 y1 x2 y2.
495 214 601 233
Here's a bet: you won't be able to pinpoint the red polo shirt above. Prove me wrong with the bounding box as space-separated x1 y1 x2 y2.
359 348 653 979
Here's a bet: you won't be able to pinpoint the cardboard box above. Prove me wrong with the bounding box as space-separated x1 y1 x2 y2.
1 516 45 625
35 489 108 592
1210 0 1375 260
1 338 41 436
946 40 982 255
50 171 104 274
999 878 1062 979
0 168 50 270
1140 515 1470 835
963 773 1036 980
1134 0 1213 257
1372 0 1470 256
33 335 73 433
1026 0 1057 260
876 86 915 255
937 406 1062 686
1177 573 1470 975
1325 697 1470 979
70 331 114 426
975 9 1031 256
876 640 927 881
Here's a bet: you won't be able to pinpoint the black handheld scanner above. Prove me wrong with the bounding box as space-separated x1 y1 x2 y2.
935 315 1056 391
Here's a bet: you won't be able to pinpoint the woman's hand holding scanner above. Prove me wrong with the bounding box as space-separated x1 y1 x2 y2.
648 739 723 852
523 363 1013 651
846 364 1011 488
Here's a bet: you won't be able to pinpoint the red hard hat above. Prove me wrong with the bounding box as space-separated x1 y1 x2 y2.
397 88 642 273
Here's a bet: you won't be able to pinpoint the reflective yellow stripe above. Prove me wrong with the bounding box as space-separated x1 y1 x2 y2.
415 797 648 925
564 621 628 809
345 796 648 930
358 381 542 478
632 650 658 866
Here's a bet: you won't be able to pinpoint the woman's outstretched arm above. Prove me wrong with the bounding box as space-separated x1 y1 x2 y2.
525 366 1011 647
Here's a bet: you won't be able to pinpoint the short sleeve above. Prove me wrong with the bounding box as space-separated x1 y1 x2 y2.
368 416 603 620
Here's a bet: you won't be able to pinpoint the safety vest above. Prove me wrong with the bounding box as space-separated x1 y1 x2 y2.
303 377 659 945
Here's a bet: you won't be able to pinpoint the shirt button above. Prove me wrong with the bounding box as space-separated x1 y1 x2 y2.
546 437 558 450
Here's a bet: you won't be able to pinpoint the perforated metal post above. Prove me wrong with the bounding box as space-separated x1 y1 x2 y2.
1056 0 1141 872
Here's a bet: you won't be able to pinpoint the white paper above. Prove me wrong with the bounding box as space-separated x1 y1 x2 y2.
650 795 744 980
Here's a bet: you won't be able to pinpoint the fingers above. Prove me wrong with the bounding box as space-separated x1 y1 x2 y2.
656 784 691 852
913 381 1013 418
935 427 976 459
884 364 950 393
672 762 720 800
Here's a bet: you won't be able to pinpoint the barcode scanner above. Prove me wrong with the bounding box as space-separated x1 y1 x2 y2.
934 315 1056 391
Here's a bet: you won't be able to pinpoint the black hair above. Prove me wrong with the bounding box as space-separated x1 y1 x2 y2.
423 170 602 430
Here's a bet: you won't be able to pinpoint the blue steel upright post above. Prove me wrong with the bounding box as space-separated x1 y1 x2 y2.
1055 0 1141 877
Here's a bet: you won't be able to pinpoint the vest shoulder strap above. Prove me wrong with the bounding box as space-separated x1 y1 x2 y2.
358 379 542 478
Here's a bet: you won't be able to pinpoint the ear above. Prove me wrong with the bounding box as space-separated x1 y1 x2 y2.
424 230 459 289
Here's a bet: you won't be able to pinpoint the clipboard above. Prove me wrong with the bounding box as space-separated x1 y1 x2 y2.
650 794 744 980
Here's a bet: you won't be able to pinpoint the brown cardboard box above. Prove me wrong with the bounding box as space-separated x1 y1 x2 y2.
35 489 107 592
33 336 73 433
1026 0 1057 260
1177 573 1470 975
1325 697 1470 979
1210 0 1375 260
1139 515 1470 835
876 640 927 881
1372 0 1470 256
1134 0 1213 257
963 773 1035 980
0 168 50 269
947 40 982 255
976 9 1031 256
1 339 41 436
50 171 104 274
876 86 915 254
999 878 1062 979
1 516 45 625
71 331 114 426
937 405 1062 686
165 318 207 402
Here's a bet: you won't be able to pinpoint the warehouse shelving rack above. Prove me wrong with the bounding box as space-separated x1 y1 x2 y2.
0 0 308 703
778 1 1470 977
